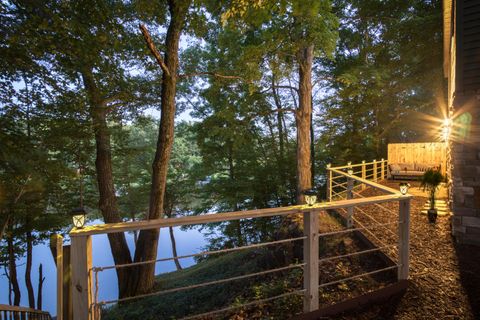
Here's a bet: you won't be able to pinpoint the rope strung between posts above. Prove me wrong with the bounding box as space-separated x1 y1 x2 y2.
94 262 306 306
179 289 306 320
318 265 399 289
318 244 398 264
354 206 397 239
91 236 306 272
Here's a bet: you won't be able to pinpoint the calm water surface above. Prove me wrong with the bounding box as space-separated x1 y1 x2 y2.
0 219 208 316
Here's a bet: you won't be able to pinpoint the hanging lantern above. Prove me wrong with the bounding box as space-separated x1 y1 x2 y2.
70 207 87 228
303 189 318 206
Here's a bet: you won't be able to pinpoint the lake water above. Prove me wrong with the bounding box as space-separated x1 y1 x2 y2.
0 220 208 317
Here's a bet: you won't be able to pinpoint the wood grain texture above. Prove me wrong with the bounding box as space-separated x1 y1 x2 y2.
303 211 319 312
71 236 92 320
71 193 411 237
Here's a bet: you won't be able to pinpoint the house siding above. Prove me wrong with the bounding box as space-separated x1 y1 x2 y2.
447 0 480 245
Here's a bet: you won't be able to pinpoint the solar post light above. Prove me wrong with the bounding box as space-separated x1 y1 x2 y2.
399 182 410 195
303 189 318 206
70 207 87 229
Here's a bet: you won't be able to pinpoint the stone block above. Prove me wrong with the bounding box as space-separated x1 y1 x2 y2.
453 193 465 205
452 207 477 216
463 216 480 228
452 216 463 227
463 181 480 187
462 187 474 195
465 196 476 208
460 234 480 246
453 226 466 235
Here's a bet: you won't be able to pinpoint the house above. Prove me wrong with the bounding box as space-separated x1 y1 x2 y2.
444 0 480 245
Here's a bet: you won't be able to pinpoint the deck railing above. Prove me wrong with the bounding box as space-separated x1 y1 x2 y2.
0 305 52 320
326 159 388 201
68 161 411 320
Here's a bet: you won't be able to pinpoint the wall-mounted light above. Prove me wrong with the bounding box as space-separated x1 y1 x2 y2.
303 189 318 206
70 207 87 228
442 118 452 141
399 183 410 195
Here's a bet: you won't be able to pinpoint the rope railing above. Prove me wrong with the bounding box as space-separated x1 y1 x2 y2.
91 236 307 272
318 265 398 289
95 262 306 307
68 159 411 320
180 289 306 320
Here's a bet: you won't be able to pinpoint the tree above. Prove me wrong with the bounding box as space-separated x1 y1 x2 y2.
318 0 443 164
211 0 339 203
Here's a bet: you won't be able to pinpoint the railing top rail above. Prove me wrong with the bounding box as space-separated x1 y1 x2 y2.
329 159 387 170
70 193 411 237
0 304 51 315
328 167 398 194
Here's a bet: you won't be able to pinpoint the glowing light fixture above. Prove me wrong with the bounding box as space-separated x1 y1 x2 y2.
399 183 410 195
303 189 317 206
70 207 87 228
347 168 354 176
442 118 452 142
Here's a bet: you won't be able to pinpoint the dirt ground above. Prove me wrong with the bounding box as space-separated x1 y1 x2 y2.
338 181 480 320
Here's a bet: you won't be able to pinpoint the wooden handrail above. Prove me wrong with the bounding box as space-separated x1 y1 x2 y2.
328 168 399 194
0 304 52 319
70 193 411 237
329 159 387 170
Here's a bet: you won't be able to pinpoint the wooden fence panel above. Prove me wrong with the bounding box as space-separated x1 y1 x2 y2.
388 143 446 175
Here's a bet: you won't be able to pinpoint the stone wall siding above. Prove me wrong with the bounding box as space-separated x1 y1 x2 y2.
450 96 480 245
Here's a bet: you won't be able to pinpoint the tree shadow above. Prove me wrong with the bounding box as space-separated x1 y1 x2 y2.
453 242 480 319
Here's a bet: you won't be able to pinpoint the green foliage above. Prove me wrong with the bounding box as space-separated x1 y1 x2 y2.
318 0 443 165
420 169 445 209
102 248 302 319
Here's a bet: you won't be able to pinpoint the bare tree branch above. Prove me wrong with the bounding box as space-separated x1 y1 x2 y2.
178 72 250 82
139 24 170 77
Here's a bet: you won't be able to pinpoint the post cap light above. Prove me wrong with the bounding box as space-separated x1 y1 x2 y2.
347 168 353 175
303 189 317 206
70 207 87 228
399 183 410 195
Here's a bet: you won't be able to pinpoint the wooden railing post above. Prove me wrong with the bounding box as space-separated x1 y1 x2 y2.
373 159 377 182
51 235 64 320
303 210 319 313
63 245 73 320
326 164 332 201
381 158 385 180
361 160 366 190
346 177 354 227
398 199 410 280
71 235 92 320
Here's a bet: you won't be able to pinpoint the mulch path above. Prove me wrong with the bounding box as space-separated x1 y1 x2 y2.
337 181 480 320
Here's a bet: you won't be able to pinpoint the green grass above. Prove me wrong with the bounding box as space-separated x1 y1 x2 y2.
102 246 303 320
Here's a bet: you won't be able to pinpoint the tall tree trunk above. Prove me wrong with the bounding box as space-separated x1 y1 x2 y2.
295 45 314 204
6 265 12 305
81 69 134 299
37 264 45 310
132 0 190 295
25 230 35 308
168 227 182 270
7 234 20 306
310 103 315 184
0 213 8 241
271 77 288 205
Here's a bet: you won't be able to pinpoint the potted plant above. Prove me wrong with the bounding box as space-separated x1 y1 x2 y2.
420 169 445 223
